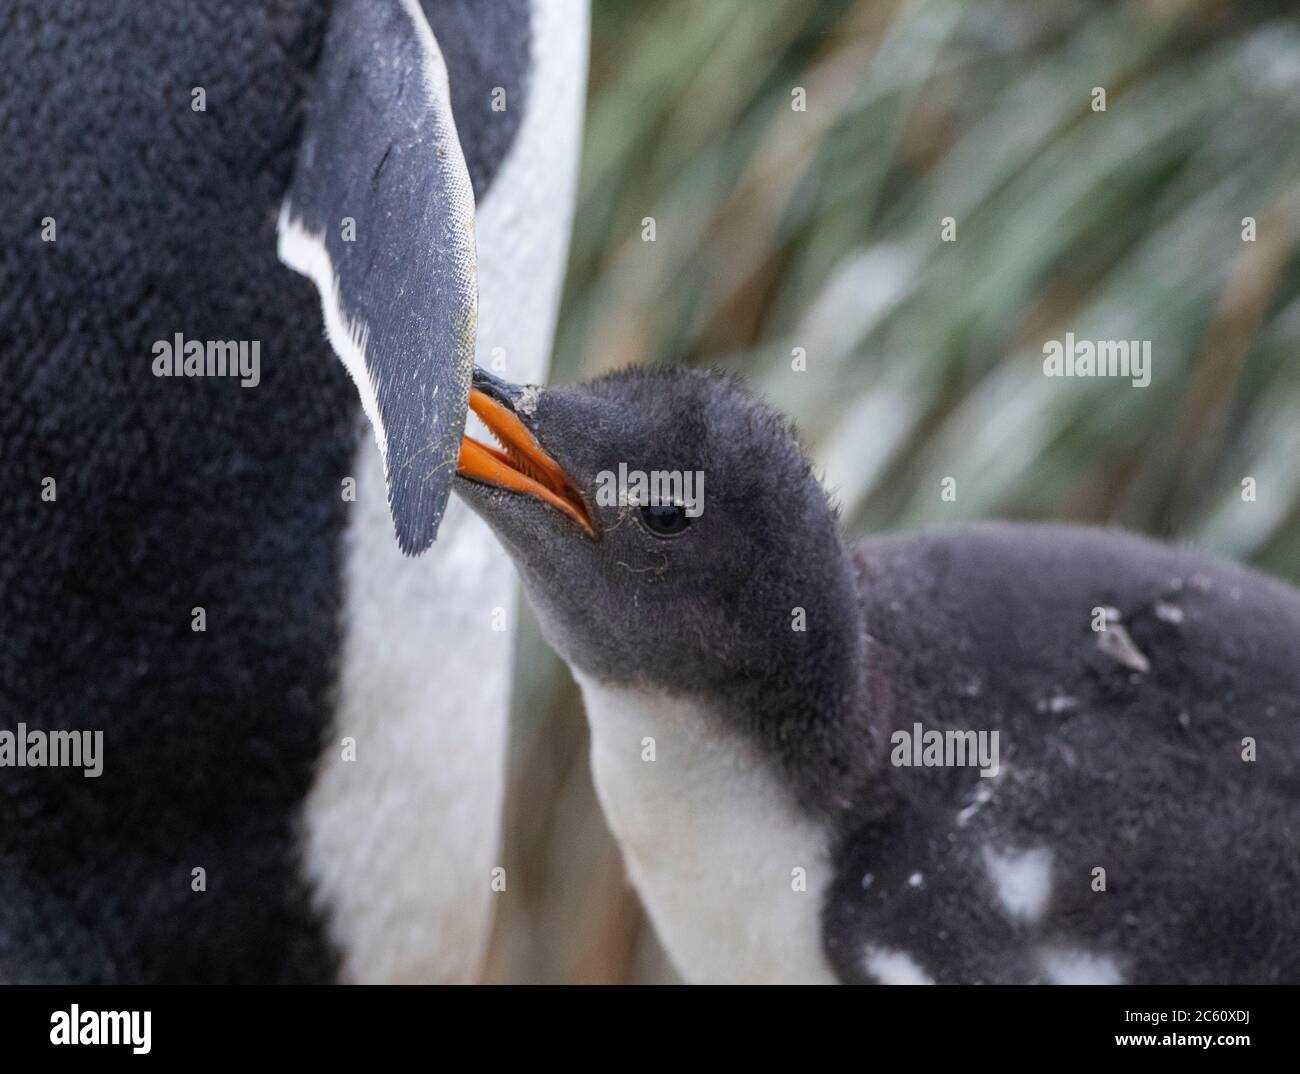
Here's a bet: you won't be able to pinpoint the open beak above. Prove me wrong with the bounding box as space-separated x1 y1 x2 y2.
456 387 597 538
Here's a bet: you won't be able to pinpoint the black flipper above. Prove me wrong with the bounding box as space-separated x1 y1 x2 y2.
279 0 477 554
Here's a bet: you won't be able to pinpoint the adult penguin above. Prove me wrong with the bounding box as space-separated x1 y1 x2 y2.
0 0 588 983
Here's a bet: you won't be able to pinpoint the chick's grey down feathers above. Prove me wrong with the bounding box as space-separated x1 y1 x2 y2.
832 524 1300 984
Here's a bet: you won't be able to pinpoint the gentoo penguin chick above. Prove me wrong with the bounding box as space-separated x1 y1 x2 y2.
454 367 1300 985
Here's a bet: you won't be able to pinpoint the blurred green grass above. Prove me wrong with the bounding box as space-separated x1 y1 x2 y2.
485 0 1300 983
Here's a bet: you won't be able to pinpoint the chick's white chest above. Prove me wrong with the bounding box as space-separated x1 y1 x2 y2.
574 674 836 984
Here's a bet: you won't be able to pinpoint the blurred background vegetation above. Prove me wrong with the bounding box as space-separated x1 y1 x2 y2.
483 0 1300 982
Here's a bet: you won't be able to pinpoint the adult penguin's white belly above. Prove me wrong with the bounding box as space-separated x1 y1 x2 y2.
302 0 590 984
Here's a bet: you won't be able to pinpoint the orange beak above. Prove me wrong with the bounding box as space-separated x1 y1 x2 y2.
457 388 597 537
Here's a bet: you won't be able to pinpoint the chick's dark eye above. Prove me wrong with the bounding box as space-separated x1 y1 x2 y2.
639 503 691 537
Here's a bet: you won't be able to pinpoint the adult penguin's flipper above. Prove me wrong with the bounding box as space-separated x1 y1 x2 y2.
278 0 477 555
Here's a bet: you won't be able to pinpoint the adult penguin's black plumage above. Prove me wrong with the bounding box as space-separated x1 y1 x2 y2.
0 0 587 983
453 367 1300 985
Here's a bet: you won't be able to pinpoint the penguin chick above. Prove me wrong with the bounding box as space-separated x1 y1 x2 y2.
454 367 1300 985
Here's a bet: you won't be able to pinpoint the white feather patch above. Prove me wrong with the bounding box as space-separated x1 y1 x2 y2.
982 845 1053 925
863 947 935 985
1039 947 1123 985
